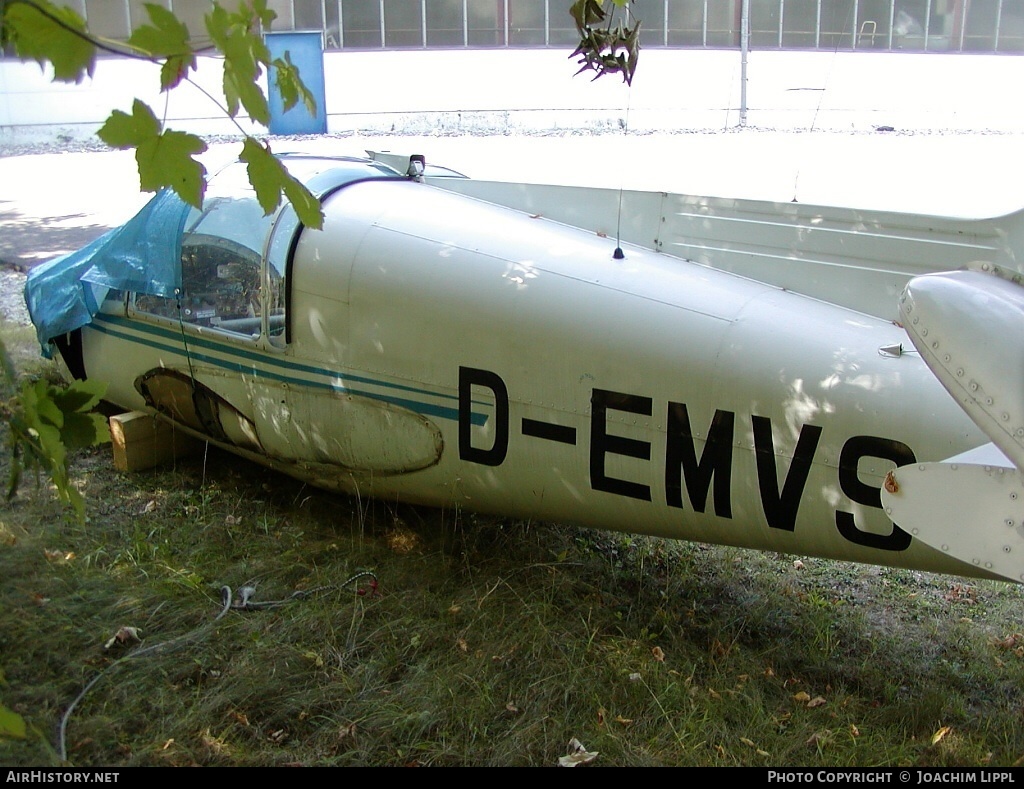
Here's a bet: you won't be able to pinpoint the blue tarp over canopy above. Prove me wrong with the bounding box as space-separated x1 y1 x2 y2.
24 155 407 356
24 189 189 354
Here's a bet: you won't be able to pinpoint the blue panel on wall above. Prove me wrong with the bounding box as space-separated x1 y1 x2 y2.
265 31 327 135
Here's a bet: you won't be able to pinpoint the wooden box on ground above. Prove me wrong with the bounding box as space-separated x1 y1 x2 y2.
109 411 203 472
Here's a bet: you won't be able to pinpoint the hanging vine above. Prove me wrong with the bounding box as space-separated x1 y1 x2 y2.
569 0 641 85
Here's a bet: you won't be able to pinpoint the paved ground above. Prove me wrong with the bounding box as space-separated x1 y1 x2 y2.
4 128 1024 325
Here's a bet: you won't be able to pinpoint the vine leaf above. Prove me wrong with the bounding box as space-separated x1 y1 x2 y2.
127 2 196 91
569 0 640 85
6 372 109 521
98 99 208 208
3 0 95 83
206 2 273 123
273 52 317 116
240 137 323 229
0 703 27 740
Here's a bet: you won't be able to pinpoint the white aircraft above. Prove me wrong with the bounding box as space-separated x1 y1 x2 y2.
23 151 1024 583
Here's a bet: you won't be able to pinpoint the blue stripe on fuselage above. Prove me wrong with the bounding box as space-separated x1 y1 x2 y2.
88 314 487 426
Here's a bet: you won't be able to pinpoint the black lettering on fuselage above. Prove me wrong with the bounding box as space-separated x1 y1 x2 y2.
752 415 823 532
836 435 914 551
458 366 509 466
665 403 734 518
456 368 914 553
590 389 652 501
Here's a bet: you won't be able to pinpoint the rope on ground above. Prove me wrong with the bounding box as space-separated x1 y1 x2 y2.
57 570 379 763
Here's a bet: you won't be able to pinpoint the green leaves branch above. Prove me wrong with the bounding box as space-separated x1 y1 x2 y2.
1 0 323 229
1 339 110 522
569 0 641 86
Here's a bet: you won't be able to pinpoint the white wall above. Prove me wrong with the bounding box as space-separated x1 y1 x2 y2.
2 48 1024 144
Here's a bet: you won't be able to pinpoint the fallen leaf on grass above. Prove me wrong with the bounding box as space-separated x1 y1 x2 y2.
807 696 827 708
104 626 142 650
651 646 665 662
991 633 1023 650
338 722 357 739
931 726 951 745
558 738 599 767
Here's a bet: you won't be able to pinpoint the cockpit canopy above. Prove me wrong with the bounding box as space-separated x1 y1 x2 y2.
25 155 404 352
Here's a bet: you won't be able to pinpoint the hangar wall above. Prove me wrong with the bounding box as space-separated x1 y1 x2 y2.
1 48 1022 144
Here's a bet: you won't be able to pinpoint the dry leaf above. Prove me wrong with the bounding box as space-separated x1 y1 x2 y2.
708 688 722 699
793 691 811 703
338 722 357 739
506 701 519 713
456 638 468 652
807 696 827 708
615 715 634 725
931 726 951 745
448 604 462 615
201 729 230 755
596 708 605 726
793 559 805 569
740 737 756 748
386 526 421 554
993 634 1023 650
225 514 241 525
104 626 142 650
141 500 157 514
850 724 861 737
558 738 599 767
651 646 665 662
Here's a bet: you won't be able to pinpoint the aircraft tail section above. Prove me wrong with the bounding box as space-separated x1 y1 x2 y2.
882 266 1024 581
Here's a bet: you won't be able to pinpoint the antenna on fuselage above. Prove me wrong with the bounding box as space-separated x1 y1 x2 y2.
407 154 426 182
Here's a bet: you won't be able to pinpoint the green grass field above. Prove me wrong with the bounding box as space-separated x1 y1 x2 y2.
4 319 1024 767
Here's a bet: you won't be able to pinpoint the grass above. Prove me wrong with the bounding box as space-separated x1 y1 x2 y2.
4 319 1024 766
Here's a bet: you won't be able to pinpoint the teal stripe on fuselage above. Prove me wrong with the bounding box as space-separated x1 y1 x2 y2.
89 314 487 426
